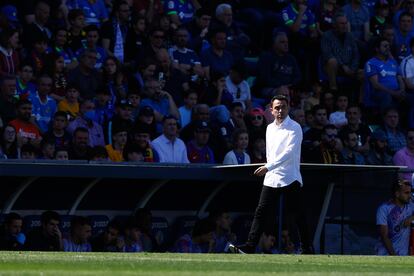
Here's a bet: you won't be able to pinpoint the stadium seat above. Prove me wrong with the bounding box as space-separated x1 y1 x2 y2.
23 215 42 233
152 216 170 249
60 215 74 234
88 215 110 236
172 215 199 238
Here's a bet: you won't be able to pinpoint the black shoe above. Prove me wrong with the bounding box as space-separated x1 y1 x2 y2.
225 243 246 254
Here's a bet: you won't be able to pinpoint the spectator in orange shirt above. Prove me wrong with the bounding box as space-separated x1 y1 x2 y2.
9 99 42 148
105 126 128 162
57 83 80 121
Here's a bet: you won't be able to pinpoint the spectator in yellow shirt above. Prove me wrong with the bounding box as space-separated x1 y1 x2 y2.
105 126 128 162
58 84 80 120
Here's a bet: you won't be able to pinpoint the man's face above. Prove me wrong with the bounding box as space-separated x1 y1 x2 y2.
43 219 59 237
396 184 412 204
271 99 289 122
82 52 97 69
194 130 210 146
134 133 150 148
53 116 67 131
217 213 232 231
118 106 132 120
212 32 227 50
157 51 171 70
150 31 165 48
163 118 178 137
384 111 399 129
38 77 52 96
20 66 34 82
218 8 232 26
36 3 50 24
383 28 394 43
346 107 360 125
118 3 130 22
1 79 16 100
113 131 128 146
43 144 55 159
322 128 338 147
86 31 99 45
74 131 89 147
346 133 358 150
18 104 32 121
261 234 276 252
378 40 391 57
196 107 210 121
335 16 348 34
6 219 22 236
400 15 413 33
197 15 211 29
231 106 244 120
55 30 67 46
75 224 92 243
72 15 85 28
145 80 162 100
273 34 289 54
314 109 328 126
3 126 16 143
176 30 189 48
103 227 119 244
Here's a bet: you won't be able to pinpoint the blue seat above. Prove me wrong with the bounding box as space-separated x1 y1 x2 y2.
88 215 110 236
152 217 170 248
23 215 42 232
60 215 74 234
173 216 198 238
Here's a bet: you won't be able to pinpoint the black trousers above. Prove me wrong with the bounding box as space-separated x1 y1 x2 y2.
246 181 311 249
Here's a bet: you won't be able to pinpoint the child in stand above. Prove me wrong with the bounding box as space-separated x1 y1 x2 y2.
329 93 349 128
179 90 198 128
58 84 80 121
16 63 36 99
223 128 251 165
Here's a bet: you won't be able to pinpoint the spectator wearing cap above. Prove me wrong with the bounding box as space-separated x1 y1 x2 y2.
68 48 103 99
366 130 393 165
393 129 414 181
179 103 210 143
245 108 267 138
186 120 215 163
130 122 159 162
0 28 20 78
152 115 189 163
105 99 133 144
140 78 180 127
67 98 105 147
29 74 57 134
179 90 198 128
136 106 157 136
105 126 128 162
23 1 52 49
200 27 234 78
256 31 301 100
225 63 251 111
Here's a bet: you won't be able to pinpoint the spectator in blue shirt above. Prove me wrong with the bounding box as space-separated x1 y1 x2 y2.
282 0 317 38
67 0 109 27
342 0 371 43
29 74 57 134
364 38 405 110
394 12 414 62
164 0 198 26
75 25 107 70
200 28 234 78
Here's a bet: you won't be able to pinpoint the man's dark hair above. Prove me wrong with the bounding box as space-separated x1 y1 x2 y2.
323 124 337 133
311 104 326 116
399 11 413 22
271 94 289 106
68 9 84 22
123 143 144 161
374 37 389 50
4 212 22 225
41 210 60 225
53 111 68 119
73 127 89 137
84 24 100 35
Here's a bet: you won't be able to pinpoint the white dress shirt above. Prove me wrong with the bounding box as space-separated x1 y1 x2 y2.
152 134 190 163
264 115 303 188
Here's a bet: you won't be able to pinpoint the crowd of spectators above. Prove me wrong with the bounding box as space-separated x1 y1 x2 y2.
1 0 414 169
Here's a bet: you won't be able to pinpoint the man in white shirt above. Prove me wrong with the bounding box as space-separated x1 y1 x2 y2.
152 115 190 163
228 95 311 254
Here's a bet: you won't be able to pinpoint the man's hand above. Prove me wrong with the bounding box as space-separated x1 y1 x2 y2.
254 166 268 176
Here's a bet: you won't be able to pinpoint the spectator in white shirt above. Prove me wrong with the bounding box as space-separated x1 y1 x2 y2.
225 63 252 111
223 128 251 165
329 93 349 128
152 115 189 163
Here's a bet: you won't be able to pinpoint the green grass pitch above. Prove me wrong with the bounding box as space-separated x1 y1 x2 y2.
0 252 413 275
